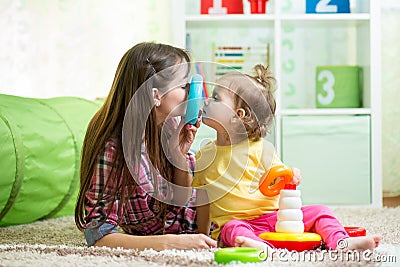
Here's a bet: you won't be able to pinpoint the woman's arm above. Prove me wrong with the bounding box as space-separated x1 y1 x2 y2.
93 232 217 250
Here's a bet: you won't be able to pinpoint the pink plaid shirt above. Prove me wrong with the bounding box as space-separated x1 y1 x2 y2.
84 139 198 238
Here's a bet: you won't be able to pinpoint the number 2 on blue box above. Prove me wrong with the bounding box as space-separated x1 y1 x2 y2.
306 0 350 14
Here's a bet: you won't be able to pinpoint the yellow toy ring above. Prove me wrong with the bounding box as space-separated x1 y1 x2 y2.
259 165 293 197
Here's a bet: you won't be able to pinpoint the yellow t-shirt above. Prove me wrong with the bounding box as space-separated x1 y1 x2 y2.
193 139 283 240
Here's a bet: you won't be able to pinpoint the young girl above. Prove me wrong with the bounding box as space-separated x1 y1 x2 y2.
75 42 217 250
193 64 381 252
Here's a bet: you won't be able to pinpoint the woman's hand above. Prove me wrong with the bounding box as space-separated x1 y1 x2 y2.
178 118 201 155
167 117 200 170
167 117 201 193
94 232 217 251
168 117 201 158
291 167 302 186
163 233 217 250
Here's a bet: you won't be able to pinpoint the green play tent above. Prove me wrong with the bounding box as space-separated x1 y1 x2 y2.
0 94 101 226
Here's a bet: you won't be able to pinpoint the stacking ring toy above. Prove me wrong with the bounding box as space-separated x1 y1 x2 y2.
345 226 366 237
214 247 262 264
259 165 293 197
259 232 322 252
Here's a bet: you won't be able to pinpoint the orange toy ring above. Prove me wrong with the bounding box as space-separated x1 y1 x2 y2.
259 165 293 197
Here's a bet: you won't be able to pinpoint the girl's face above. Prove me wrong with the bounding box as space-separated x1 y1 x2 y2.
156 64 190 123
202 86 237 132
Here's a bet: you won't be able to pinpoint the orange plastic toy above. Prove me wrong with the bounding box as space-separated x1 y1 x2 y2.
345 226 366 237
259 165 293 197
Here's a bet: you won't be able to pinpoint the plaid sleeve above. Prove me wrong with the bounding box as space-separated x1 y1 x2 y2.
84 141 120 227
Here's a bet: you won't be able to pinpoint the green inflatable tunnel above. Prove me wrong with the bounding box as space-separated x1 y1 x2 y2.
0 94 101 226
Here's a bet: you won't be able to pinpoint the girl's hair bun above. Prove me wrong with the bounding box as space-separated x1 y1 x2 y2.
253 64 276 93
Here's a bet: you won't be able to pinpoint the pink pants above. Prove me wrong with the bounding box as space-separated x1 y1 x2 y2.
220 204 349 249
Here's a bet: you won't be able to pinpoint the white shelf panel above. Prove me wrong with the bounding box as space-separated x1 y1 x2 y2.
279 13 370 21
280 108 371 116
186 14 275 28
186 13 369 22
186 14 277 22
186 13 369 28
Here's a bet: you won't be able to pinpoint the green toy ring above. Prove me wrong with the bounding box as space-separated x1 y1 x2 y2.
214 247 263 264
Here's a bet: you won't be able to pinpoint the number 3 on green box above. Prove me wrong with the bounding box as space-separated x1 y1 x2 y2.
317 70 335 105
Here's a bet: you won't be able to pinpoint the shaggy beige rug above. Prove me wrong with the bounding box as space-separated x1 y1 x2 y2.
1 207 399 266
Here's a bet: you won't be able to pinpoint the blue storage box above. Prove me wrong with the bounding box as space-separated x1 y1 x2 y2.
306 0 350 14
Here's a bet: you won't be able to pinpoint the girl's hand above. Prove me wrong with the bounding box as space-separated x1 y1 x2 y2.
291 167 302 186
163 234 217 250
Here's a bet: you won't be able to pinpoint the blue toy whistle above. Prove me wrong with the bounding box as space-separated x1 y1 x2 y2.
185 74 203 125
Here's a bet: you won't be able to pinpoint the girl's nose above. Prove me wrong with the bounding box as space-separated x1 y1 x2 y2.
203 99 209 106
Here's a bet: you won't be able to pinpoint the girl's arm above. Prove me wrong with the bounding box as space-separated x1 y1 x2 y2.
171 165 194 206
196 189 211 235
94 232 217 250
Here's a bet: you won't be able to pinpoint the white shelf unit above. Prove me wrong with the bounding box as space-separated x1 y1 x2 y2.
171 0 381 207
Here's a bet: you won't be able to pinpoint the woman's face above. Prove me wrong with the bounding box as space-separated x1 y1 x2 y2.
156 64 189 123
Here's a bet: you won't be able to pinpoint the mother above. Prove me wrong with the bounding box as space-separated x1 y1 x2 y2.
75 42 216 250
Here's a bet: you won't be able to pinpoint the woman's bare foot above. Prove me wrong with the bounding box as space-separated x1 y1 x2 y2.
338 235 381 251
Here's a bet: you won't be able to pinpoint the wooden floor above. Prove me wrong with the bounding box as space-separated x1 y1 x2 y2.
383 196 400 207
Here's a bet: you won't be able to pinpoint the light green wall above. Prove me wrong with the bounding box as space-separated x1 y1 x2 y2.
381 0 400 197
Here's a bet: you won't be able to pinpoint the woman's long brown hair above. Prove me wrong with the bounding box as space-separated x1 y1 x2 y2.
75 42 190 232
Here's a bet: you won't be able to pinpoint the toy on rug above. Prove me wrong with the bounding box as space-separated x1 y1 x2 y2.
258 165 367 250
214 247 262 264
344 226 367 237
0 94 101 226
214 166 319 264
213 165 368 264
258 165 322 252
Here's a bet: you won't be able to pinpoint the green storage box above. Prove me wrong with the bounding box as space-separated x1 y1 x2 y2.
316 66 361 108
281 115 371 205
